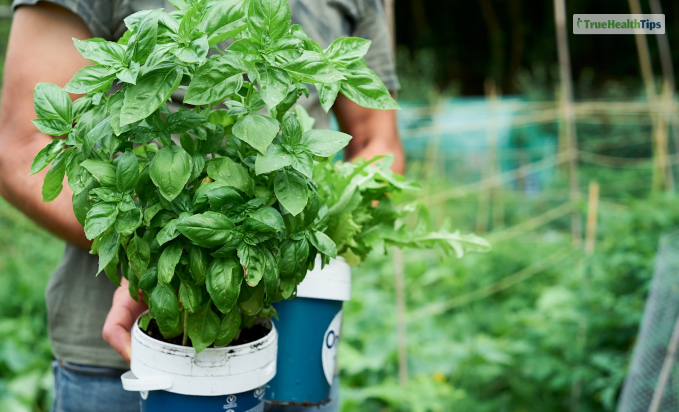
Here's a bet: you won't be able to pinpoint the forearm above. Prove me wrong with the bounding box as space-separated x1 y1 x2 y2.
334 93 405 174
0 134 90 250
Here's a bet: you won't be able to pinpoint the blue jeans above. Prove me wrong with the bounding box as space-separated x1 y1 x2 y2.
50 360 339 412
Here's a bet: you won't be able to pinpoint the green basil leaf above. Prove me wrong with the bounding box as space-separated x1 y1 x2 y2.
73 38 126 66
139 266 158 294
282 51 344 84
206 6 246 45
66 150 94 194
145 43 177 69
206 157 254 196
31 119 72 136
214 306 241 347
323 37 371 66
125 258 139 301
64 65 117 94
150 283 180 334
150 145 193 202
206 185 244 214
188 300 219 353
84 116 113 156
270 35 303 64
127 10 161 63
29 138 65 176
262 247 279 301
239 281 264 315
97 229 120 275
90 187 123 203
178 0 206 40
288 150 312 178
120 63 182 126
247 0 291 42
307 229 337 258
173 34 209 64
274 168 308 216
290 24 322 53
33 83 72 124
226 38 262 62
42 149 70 202
85 203 118 240
158 240 183 285
340 60 400 110
190 154 205 182
114 207 142 234
81 159 117 187
231 114 280 154
116 61 141 85
167 110 205 134
256 63 291 109
279 237 309 277
254 143 292 175
179 279 202 314
189 245 209 285
156 218 180 246
248 206 285 233
237 243 266 287
128 234 151 276
206 257 242 313
177 211 237 248
299 129 352 157
184 55 247 105
115 149 140 192
73 177 98 226
317 82 340 113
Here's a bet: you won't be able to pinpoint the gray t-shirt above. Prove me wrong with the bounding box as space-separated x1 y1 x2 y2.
12 0 398 369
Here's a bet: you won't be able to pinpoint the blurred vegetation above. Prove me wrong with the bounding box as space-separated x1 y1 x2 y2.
1 1 679 411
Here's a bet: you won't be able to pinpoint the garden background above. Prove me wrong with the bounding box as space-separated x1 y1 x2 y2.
3 0 679 411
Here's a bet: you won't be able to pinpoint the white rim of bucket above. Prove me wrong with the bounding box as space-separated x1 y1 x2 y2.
295 255 351 301
125 312 277 396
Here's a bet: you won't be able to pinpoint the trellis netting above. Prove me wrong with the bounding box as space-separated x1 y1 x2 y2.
618 231 679 412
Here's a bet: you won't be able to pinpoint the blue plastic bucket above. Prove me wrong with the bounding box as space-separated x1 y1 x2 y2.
140 386 265 411
266 257 351 406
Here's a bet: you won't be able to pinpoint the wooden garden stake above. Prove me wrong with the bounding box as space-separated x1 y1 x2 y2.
553 0 582 247
584 181 599 255
393 248 409 386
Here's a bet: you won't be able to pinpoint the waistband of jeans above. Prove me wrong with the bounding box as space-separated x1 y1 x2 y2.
59 360 128 377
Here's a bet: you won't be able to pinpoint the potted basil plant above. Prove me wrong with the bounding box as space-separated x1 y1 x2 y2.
28 0 489 409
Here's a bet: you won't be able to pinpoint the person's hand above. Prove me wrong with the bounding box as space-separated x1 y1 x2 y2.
102 278 147 363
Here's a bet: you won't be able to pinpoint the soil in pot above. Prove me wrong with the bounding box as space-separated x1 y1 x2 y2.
142 319 271 348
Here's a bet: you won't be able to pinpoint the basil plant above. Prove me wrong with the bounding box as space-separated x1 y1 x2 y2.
29 0 486 352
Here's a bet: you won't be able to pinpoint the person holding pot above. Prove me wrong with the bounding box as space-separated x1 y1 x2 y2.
0 0 404 411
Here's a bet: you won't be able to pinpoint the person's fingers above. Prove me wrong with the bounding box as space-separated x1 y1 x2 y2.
103 279 148 364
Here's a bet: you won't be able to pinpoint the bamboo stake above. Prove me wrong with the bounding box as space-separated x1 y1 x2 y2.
553 0 582 247
628 0 672 191
584 181 600 255
393 248 408 386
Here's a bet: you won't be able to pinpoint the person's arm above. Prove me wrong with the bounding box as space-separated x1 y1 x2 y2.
0 3 92 250
333 93 405 174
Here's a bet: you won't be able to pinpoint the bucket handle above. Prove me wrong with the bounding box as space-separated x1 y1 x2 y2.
121 371 172 392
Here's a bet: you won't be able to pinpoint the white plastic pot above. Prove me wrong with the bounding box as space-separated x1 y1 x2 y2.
121 315 277 397
296 255 351 301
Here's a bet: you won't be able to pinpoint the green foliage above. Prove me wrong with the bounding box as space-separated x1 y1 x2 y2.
28 0 445 353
